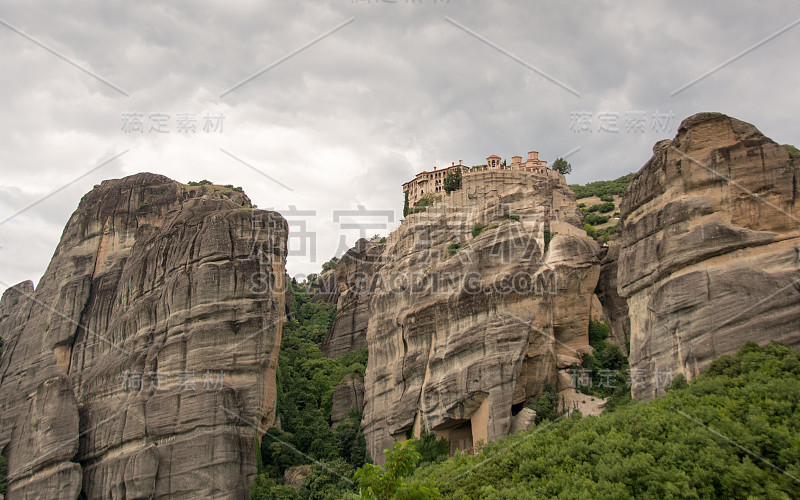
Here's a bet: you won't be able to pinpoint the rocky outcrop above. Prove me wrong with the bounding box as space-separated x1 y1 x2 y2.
618 113 800 400
309 271 339 305
321 239 384 358
362 170 600 463
595 245 630 353
330 373 365 427
0 173 287 499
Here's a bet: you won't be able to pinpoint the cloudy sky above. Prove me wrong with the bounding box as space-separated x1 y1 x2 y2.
0 0 798 285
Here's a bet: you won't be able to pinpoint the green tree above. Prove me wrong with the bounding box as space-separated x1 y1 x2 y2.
551 157 572 176
416 429 449 465
250 473 301 499
355 440 440 499
403 191 410 217
301 458 357 500
526 381 562 423
443 169 462 194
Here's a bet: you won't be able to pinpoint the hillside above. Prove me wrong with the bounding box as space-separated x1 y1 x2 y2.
408 342 800 499
570 174 634 242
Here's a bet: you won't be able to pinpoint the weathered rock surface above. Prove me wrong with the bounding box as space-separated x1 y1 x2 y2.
320 239 384 358
362 169 600 463
283 465 311 493
309 270 339 305
0 173 287 499
330 373 365 427
618 113 800 400
595 245 630 353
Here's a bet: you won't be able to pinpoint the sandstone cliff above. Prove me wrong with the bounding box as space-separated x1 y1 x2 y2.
362 170 601 463
595 245 630 354
320 239 383 358
0 173 287 499
618 113 800 400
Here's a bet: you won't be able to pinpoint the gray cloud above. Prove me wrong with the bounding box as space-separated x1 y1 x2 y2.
1 0 799 285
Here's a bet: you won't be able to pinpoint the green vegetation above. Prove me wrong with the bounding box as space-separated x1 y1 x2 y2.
408 342 800 498
583 223 597 238
584 202 615 214
579 321 631 410
597 225 617 243
583 213 610 226
187 179 213 186
569 173 634 199
525 381 563 423
446 241 460 258
784 144 799 156
322 257 340 272
403 191 410 217
501 213 521 222
543 229 552 250
138 201 150 210
254 279 368 498
552 157 572 176
443 169 462 194
471 223 485 238
417 429 450 466
409 194 436 215
355 440 440 499
251 473 300 499
599 194 614 202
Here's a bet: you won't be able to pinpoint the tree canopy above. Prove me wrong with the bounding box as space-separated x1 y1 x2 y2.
551 157 572 175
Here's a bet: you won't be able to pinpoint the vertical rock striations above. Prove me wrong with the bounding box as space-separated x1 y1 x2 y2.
362 171 601 463
618 113 800 400
320 239 384 358
0 173 287 499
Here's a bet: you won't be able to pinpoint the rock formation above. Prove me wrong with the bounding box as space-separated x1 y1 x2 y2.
618 113 800 400
309 270 339 305
595 245 630 354
0 173 287 499
330 373 365 428
362 169 601 463
320 239 384 359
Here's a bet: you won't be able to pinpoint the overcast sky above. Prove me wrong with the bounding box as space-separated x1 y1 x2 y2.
1 0 799 286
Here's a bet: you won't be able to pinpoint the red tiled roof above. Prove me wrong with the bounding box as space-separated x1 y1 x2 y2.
487 155 501 158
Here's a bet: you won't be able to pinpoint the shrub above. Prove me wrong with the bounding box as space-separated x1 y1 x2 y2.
138 201 150 210
583 223 597 238
322 257 340 272
446 241 460 258
569 173 634 198
417 429 450 465
595 202 615 213
354 440 440 499
471 223 485 238
599 195 614 202
443 169 462 194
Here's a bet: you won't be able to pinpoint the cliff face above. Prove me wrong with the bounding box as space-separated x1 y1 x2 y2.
618 113 800 400
0 173 287 499
320 239 384 358
362 170 601 463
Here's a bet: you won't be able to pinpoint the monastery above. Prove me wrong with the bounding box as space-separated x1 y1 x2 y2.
403 151 549 206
